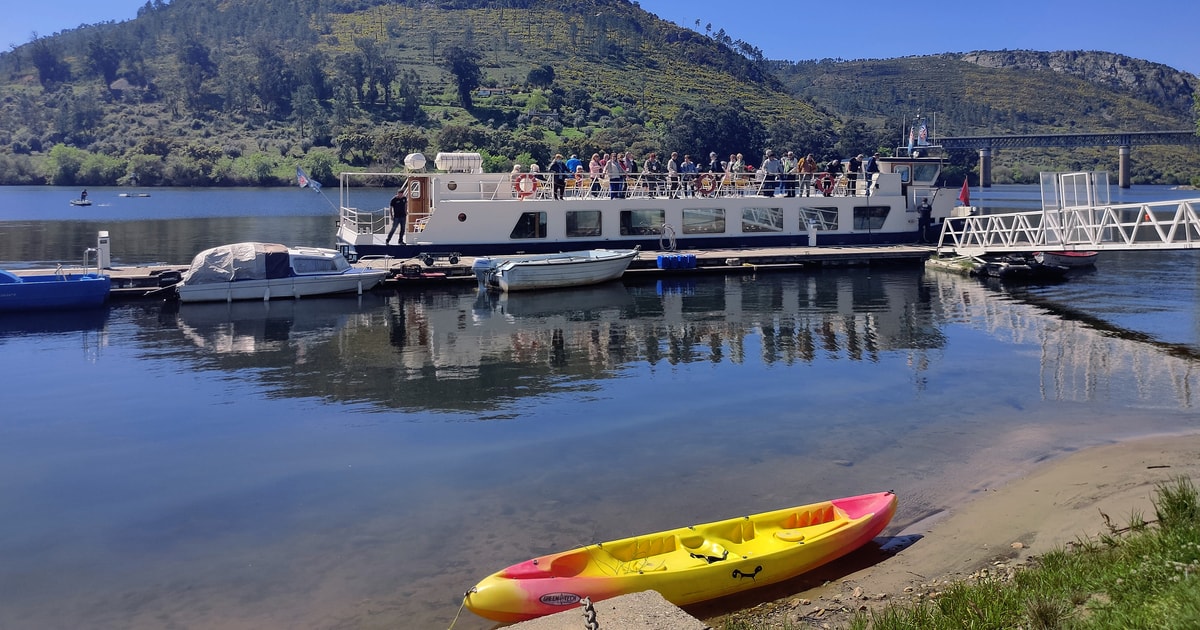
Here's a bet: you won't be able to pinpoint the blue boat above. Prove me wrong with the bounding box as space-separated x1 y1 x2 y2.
0 269 111 312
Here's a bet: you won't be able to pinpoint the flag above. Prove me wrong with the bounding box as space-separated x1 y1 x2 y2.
958 179 970 206
907 127 915 155
917 123 929 146
296 167 321 191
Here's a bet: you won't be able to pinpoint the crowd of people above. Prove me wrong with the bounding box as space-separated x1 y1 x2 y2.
507 149 886 199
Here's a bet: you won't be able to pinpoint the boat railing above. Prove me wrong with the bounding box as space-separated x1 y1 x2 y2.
475 171 872 202
340 206 387 235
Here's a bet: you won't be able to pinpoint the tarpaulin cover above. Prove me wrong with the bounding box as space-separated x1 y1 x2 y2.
181 242 292 285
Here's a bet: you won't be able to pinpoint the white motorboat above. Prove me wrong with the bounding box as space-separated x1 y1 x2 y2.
472 248 638 292
176 242 388 303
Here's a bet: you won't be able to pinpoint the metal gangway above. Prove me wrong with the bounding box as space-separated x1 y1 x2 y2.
937 171 1200 257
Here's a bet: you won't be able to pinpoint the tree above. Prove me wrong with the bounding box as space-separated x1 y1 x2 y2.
443 45 483 109
28 37 70 87
86 38 122 85
527 64 555 88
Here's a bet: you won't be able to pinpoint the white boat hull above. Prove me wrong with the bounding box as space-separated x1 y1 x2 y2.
177 271 386 302
474 249 638 292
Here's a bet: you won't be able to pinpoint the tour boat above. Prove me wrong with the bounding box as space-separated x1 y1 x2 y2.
175 242 388 303
335 149 956 261
464 491 897 623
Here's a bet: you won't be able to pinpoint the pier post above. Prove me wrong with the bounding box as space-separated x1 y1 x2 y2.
978 148 993 188
1118 145 1131 188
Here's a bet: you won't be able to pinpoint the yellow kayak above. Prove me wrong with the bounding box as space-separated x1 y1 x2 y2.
465 491 897 623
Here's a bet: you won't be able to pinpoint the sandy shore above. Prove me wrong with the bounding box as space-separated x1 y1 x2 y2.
706 431 1200 628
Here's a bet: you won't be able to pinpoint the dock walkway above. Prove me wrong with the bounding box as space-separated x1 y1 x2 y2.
13 245 932 300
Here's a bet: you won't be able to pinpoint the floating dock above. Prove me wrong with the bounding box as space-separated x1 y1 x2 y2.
12 244 933 301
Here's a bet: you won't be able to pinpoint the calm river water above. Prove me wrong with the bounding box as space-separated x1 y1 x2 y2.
1 185 1198 629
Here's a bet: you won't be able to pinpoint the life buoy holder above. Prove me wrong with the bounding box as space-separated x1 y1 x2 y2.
696 174 717 195
815 173 834 196
513 174 539 199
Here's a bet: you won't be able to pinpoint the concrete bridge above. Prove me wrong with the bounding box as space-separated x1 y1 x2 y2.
939 131 1200 188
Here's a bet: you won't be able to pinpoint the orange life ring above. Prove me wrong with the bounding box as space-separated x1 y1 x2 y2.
696 174 717 195
513 174 539 199
815 173 834 196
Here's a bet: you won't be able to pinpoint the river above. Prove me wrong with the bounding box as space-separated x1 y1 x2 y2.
0 184 1198 629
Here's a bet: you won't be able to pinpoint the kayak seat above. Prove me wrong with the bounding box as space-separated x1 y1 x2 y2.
680 535 729 564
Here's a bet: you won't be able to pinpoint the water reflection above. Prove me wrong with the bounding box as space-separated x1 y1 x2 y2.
157 268 954 413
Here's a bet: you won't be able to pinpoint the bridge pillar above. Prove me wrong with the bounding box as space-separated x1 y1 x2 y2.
1118 145 1131 188
978 148 992 188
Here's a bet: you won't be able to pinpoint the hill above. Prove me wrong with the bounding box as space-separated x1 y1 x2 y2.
0 0 1196 187
772 50 1200 184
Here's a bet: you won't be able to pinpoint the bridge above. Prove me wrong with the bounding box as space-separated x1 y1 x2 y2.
938 131 1200 188
936 171 1200 257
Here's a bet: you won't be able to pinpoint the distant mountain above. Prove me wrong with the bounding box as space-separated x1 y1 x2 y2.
0 0 1195 186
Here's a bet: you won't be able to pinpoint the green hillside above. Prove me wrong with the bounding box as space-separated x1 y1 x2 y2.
0 0 1196 187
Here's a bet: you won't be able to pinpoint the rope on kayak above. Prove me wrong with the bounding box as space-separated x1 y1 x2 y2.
580 596 600 630
445 587 476 630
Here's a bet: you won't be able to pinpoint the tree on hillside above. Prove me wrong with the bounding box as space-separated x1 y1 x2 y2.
527 64 555 88
662 100 766 164
443 45 483 110
28 37 71 87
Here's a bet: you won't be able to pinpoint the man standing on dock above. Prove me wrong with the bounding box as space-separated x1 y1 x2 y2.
386 183 408 244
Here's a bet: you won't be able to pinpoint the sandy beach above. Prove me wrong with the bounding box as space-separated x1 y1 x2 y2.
702 431 1200 628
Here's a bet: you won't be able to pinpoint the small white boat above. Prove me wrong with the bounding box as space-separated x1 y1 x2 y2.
69 198 92 206
473 248 638 292
176 242 388 303
1033 251 1099 268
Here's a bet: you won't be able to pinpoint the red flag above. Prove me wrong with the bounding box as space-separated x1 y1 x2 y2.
958 179 970 206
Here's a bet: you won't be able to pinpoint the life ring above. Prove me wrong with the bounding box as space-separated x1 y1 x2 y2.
815 173 834 196
513 174 539 199
696 174 717 195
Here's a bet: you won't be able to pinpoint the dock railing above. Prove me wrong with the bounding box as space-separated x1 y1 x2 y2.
937 197 1200 256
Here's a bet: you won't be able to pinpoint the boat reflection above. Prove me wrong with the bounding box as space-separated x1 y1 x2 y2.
471 281 634 320
0 307 109 337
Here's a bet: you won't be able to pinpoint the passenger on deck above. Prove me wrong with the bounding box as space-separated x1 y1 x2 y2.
667 152 681 198
548 154 569 200
643 152 663 197
680 154 698 197
781 151 799 197
606 152 627 199
760 150 783 197
800 154 818 196
589 153 604 196
847 154 862 196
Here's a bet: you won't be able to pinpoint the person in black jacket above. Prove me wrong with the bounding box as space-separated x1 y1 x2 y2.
386 185 408 244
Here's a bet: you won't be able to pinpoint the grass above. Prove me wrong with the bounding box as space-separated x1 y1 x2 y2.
721 476 1200 630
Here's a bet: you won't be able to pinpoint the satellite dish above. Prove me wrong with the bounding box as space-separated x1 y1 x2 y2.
404 153 427 171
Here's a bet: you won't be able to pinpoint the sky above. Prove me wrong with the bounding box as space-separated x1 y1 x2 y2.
5 0 1199 77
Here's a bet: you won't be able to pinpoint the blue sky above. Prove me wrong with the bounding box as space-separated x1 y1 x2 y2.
5 0 1199 76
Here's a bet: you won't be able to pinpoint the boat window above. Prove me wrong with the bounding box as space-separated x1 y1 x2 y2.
912 164 939 184
292 256 343 274
509 211 548 239
566 210 602 237
852 206 890 230
682 208 725 234
800 207 839 231
741 207 783 233
619 209 665 236
893 165 911 184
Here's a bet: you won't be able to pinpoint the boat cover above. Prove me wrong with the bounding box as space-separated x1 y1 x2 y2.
181 242 292 285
